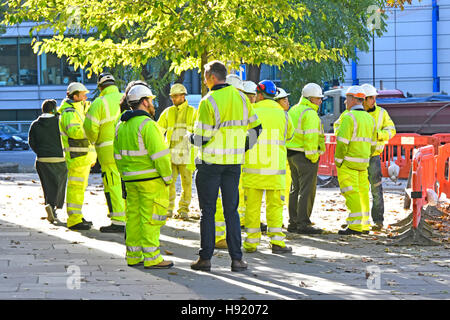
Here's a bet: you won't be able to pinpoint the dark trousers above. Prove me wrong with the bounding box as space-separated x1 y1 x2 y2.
195 162 242 261
368 155 384 224
288 151 318 229
36 161 68 209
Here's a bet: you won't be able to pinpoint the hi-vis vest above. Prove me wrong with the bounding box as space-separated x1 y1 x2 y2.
114 112 173 184
334 106 377 171
286 97 325 163
59 99 96 167
242 99 294 190
84 85 123 165
157 100 196 166
368 105 396 156
194 85 261 165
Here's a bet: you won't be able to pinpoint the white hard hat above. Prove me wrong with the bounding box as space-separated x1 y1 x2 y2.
275 87 290 100
67 82 89 95
170 83 187 96
127 85 156 104
226 74 244 91
361 83 379 97
302 83 324 98
388 163 400 182
346 85 366 99
242 81 257 95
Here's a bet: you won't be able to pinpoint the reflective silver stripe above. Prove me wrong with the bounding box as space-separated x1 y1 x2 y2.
114 153 122 160
118 118 151 157
217 119 248 128
68 176 84 182
67 210 81 216
340 186 353 193
110 211 126 217
296 108 314 130
65 123 80 130
215 221 226 227
238 91 249 125
348 212 363 218
295 128 321 135
202 148 245 155
195 121 215 131
377 109 385 131
96 140 114 148
85 113 100 125
337 136 350 144
215 231 225 236
152 214 167 221
242 168 286 175
60 131 68 137
99 97 119 125
144 254 161 262
245 237 260 243
383 126 395 131
347 112 358 141
67 203 82 209
335 158 343 164
347 220 363 225
115 121 122 138
207 95 221 127
150 148 170 160
375 145 385 151
257 139 285 145
122 169 157 176
162 176 172 183
271 235 285 241
344 156 369 163
304 149 321 155
246 228 261 233
36 157 66 163
127 246 142 252
351 137 372 143
284 111 289 140
111 220 126 226
64 147 90 152
248 114 258 124
142 246 159 253
288 147 305 152
268 227 283 233
120 149 148 156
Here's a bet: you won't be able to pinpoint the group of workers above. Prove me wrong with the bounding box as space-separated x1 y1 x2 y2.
28 59 395 272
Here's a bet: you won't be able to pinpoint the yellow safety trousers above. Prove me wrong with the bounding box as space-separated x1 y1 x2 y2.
101 162 126 224
66 165 91 228
168 164 192 215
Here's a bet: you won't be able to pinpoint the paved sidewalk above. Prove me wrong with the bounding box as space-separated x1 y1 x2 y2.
0 173 449 301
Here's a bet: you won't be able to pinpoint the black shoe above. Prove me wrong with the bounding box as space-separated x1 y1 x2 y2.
191 258 211 272
100 224 125 233
338 228 362 235
260 223 267 233
231 259 248 272
128 261 143 267
272 244 292 254
82 218 93 226
297 225 323 235
69 221 91 230
287 225 298 233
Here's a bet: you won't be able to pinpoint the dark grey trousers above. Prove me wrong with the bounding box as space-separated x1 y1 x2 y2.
36 161 68 210
368 156 384 224
288 151 318 229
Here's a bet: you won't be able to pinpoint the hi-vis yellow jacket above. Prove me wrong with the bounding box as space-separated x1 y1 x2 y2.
242 99 294 190
286 97 325 163
367 104 396 156
335 105 377 171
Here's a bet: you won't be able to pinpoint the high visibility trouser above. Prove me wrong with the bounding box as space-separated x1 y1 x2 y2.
101 162 126 225
215 192 225 243
66 165 91 228
238 174 245 226
337 164 370 232
243 188 286 251
125 179 169 267
168 163 192 215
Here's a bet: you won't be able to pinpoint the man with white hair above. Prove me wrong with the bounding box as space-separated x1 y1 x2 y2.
361 83 396 231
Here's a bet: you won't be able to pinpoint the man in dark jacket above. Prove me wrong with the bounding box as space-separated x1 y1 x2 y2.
29 99 68 223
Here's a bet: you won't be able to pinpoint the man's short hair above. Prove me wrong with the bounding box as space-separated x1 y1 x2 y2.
204 60 227 81
42 99 57 114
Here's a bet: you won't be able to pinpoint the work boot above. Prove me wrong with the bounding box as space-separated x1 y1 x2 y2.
145 260 174 269
371 223 383 231
45 204 55 223
244 247 257 253
215 239 228 249
82 218 93 226
231 259 248 272
191 258 211 272
127 261 143 267
179 212 190 221
272 244 292 254
297 225 323 235
100 224 125 233
338 228 362 235
68 220 91 230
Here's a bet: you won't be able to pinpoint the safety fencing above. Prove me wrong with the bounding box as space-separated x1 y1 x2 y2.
390 143 450 245
318 133 450 180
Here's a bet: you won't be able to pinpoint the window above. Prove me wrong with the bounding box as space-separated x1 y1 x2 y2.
0 38 18 86
40 52 82 85
320 96 334 116
18 38 38 85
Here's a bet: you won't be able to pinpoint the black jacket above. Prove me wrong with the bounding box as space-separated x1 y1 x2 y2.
28 114 64 158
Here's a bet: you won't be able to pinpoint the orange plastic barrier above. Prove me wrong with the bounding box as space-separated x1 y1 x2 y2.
380 134 439 179
318 134 337 176
411 145 436 228
436 143 450 197
432 133 450 145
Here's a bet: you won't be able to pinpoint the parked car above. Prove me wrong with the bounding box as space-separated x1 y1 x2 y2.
0 124 29 150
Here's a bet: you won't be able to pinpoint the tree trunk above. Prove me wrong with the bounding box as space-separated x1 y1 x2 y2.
201 51 208 97
247 64 261 84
